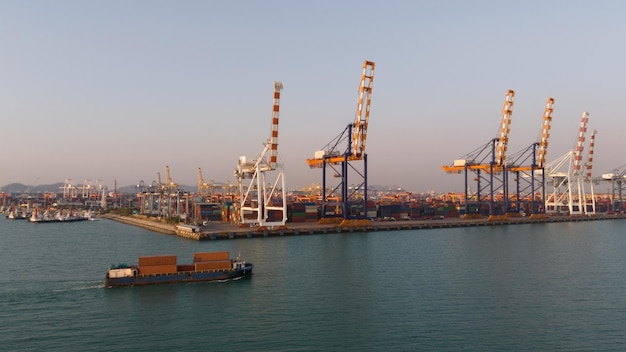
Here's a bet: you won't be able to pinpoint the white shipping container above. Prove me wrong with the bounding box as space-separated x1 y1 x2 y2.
108 268 134 278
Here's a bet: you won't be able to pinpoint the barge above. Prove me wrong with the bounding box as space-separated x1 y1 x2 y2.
105 251 253 287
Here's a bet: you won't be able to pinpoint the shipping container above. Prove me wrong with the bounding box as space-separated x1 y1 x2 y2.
195 260 233 271
138 264 178 275
193 251 230 262
108 268 134 278
138 255 177 266
177 264 195 272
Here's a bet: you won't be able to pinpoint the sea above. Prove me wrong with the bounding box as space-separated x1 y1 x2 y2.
1 216 626 351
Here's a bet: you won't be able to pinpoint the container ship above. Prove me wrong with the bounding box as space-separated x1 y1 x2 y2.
105 251 253 287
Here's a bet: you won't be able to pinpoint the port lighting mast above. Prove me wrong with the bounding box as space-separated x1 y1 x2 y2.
235 81 287 228
507 97 554 216
441 89 515 217
545 112 593 215
306 60 375 223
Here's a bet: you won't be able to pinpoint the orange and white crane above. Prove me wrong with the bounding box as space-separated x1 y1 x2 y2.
304 61 375 222
441 89 515 216
507 97 555 215
496 89 515 167
306 60 375 167
234 81 286 228
537 98 555 170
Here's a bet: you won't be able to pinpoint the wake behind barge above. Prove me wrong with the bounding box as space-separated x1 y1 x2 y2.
105 251 253 287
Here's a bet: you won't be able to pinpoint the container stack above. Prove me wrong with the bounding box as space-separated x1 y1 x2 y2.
378 203 410 220
289 202 319 223
193 251 232 271
138 255 178 275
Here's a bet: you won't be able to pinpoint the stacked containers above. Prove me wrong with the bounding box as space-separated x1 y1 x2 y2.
197 203 222 221
409 203 423 219
289 202 319 223
193 251 232 271
366 200 377 219
138 255 178 275
378 203 410 220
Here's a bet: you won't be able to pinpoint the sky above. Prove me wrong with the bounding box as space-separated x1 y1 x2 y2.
1 0 625 194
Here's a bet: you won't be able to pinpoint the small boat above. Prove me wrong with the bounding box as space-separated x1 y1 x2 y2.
105 251 253 288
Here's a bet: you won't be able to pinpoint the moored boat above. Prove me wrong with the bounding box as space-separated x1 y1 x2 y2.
105 251 253 287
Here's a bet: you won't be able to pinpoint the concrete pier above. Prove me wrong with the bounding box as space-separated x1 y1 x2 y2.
101 213 626 241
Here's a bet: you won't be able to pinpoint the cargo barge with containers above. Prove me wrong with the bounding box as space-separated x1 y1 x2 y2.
104 251 253 287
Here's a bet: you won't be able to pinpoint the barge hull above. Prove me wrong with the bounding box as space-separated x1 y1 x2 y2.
105 263 253 287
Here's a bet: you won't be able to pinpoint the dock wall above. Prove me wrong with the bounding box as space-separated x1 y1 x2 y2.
102 213 626 241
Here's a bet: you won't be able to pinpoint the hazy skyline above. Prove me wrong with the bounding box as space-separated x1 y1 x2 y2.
2 1 625 193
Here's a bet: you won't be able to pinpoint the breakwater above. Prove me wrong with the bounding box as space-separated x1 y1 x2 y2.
101 213 626 241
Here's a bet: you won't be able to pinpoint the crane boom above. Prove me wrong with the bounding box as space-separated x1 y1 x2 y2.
306 60 375 168
536 97 555 169
197 167 206 194
585 129 597 180
496 89 515 166
165 165 177 189
352 61 375 158
269 81 284 170
572 112 589 175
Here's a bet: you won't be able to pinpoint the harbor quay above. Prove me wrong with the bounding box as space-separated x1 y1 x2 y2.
101 213 626 241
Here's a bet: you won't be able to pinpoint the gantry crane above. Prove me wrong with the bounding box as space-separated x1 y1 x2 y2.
62 179 78 199
441 89 515 217
507 97 555 216
545 112 596 215
164 165 178 192
158 166 181 218
601 164 626 213
234 81 286 228
305 60 375 222
197 167 211 196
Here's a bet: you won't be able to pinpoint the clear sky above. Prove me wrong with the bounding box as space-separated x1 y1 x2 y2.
1 0 624 193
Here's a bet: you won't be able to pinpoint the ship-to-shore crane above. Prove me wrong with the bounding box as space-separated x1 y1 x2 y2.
234 81 286 228
441 89 515 217
507 97 555 216
197 167 211 197
602 164 626 213
162 165 181 218
306 60 375 222
545 112 597 215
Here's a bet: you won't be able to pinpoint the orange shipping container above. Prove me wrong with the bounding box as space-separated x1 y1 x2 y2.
138 255 177 266
193 251 229 263
177 264 195 272
138 264 178 275
195 260 232 271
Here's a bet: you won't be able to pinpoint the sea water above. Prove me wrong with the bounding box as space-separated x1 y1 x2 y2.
1 216 625 351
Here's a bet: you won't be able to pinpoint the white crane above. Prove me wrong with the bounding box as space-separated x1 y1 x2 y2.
545 112 597 215
234 81 287 228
